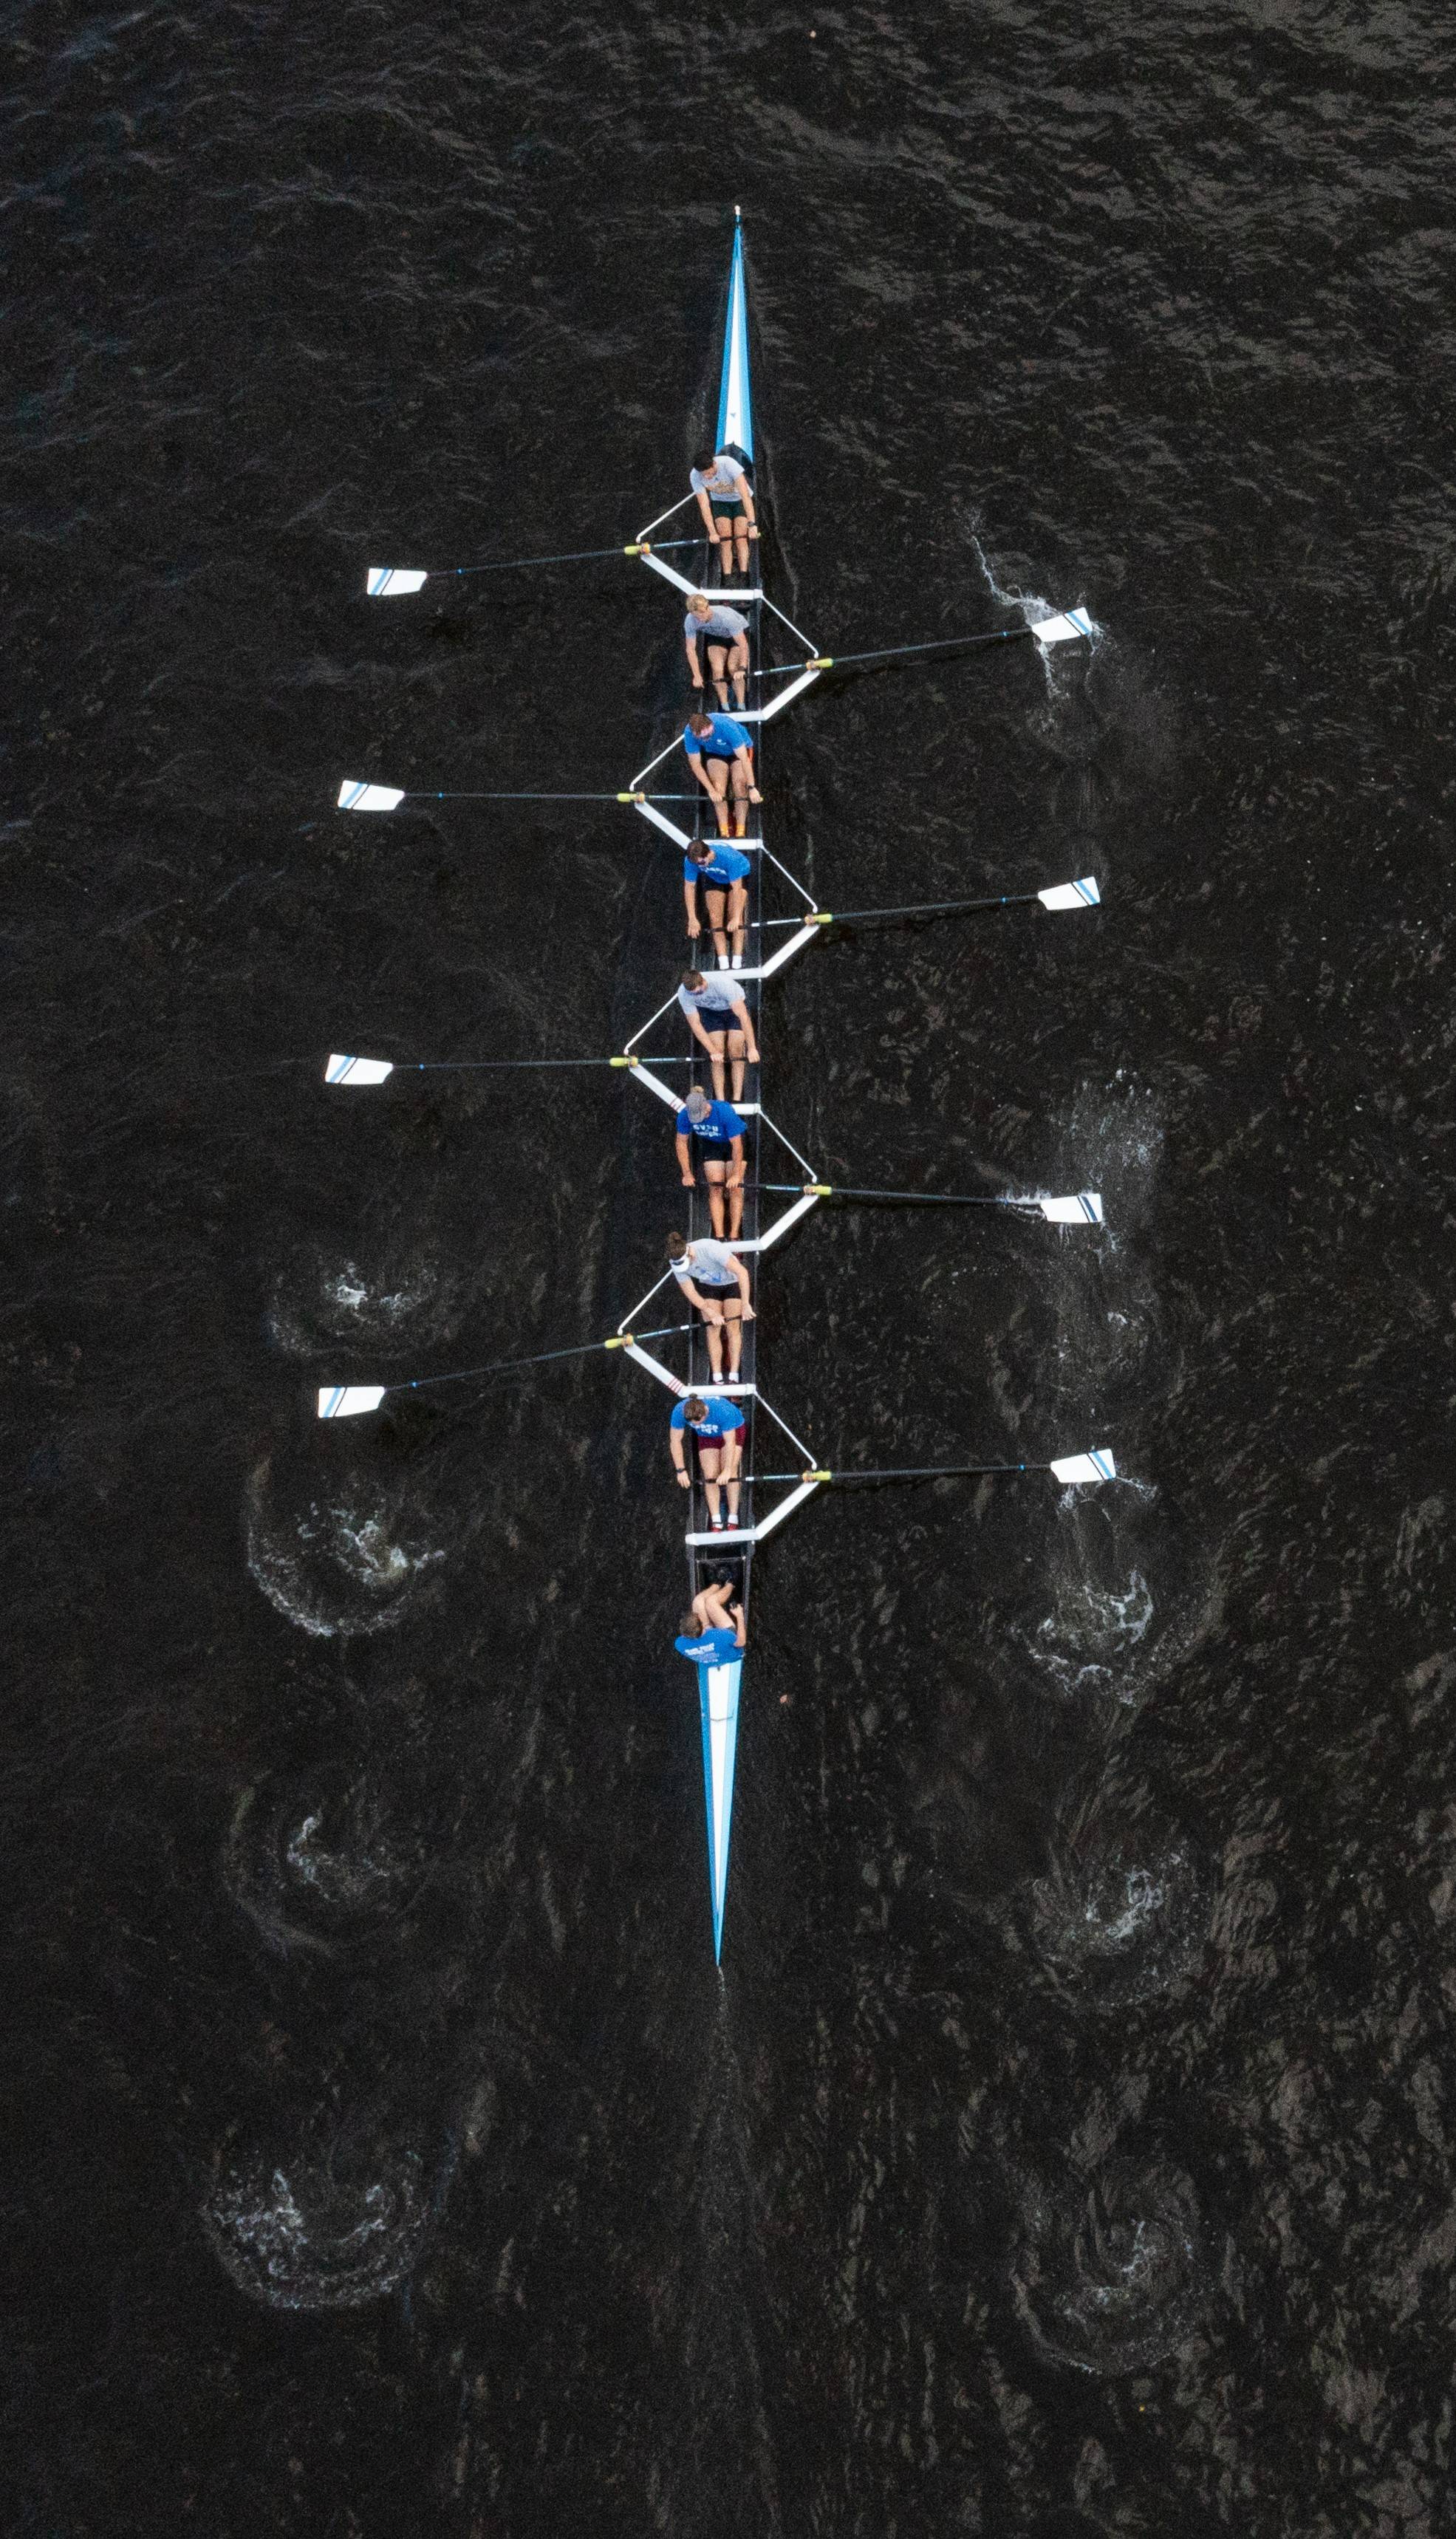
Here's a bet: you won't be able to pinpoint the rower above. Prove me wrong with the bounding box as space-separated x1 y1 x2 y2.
675 1084 747 1242
683 836 751 969
679 967 759 1103
666 1232 755 1379
668 1391 747 1531
683 710 762 841
688 445 759 581
684 593 750 710
674 1576 746 1658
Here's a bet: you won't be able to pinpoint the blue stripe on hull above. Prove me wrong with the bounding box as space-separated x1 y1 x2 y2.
700 1658 742 1961
716 215 753 462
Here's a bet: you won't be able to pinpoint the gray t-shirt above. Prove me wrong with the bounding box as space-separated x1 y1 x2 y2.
677 980 745 1018
689 454 748 498
683 604 748 642
670 1240 741 1288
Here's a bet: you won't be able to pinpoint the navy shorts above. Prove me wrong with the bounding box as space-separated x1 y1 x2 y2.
691 1010 743 1038
693 1141 735 1169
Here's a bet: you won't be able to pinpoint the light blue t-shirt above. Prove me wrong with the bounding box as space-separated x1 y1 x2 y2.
683 844 751 887
683 714 751 761
674 1099 745 1145
674 1624 742 1666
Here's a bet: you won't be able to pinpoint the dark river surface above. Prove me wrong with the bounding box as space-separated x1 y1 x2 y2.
7 3 1456 2532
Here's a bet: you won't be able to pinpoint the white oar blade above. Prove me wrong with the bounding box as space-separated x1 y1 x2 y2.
1038 876 1101 912
1050 1447 1118 1486
316 1385 388 1420
1039 1192 1104 1224
366 567 428 597
324 1054 394 1087
338 780 405 813
1031 606 1095 647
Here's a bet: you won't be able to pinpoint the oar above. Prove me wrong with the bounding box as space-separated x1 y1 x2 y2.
365 538 700 597
751 1182 1104 1223
764 877 1101 925
317 1322 693 1420
752 1449 1117 1485
336 782 699 814
323 1053 694 1085
756 608 1094 677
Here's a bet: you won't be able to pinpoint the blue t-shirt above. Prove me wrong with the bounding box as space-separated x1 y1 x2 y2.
683 844 751 887
675 1099 745 1146
683 714 751 761
674 1625 742 1667
669 1396 745 1438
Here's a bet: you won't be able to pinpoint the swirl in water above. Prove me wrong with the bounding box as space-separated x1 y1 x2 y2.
1025 1829 1211 2008
1012 2156 1209 2374
267 1243 463 1356
222 1775 421 1958
202 2139 430 2310
245 1458 445 1638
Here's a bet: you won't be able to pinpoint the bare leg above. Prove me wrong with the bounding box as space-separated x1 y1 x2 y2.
727 1028 747 1103
704 884 728 963
728 884 748 963
721 1435 742 1522
706 761 731 838
700 1309 724 1378
729 640 748 709
707 641 730 709
703 1162 728 1239
730 759 748 839
706 1029 728 1100
734 518 751 575
715 519 733 577
699 1444 722 1525
721 1299 744 1378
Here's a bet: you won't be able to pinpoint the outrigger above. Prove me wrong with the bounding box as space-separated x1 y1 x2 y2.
322 212 1115 1961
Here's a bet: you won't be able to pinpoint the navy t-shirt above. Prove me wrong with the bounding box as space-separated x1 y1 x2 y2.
675 1099 745 1145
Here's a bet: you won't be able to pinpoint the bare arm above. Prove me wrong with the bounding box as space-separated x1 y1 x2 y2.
727 1133 745 1188
686 751 714 796
694 488 716 534
684 632 704 688
687 1009 720 1056
675 1131 695 1186
734 745 762 803
731 1257 755 1315
683 878 701 935
731 467 756 528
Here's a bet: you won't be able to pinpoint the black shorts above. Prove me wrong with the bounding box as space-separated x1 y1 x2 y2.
693 1141 734 1169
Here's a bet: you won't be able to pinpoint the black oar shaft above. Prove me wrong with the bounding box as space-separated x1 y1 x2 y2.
396 1322 691 1395
751 1463 1041 1483
759 626 1031 677
452 538 698 575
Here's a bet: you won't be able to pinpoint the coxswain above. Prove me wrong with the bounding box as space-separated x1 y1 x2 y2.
675 1084 747 1241
668 1391 748 1531
688 445 759 581
683 593 751 710
683 836 751 968
678 967 758 1102
683 710 761 841
665 1233 754 1380
674 1575 747 1656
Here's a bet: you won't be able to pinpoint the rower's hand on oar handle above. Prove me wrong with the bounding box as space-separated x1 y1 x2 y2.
680 1174 697 1189
741 1303 756 1322
748 785 762 804
676 1469 691 1489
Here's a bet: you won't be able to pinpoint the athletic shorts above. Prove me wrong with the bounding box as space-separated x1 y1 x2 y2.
692 1141 734 1169
710 496 744 519
691 1010 742 1037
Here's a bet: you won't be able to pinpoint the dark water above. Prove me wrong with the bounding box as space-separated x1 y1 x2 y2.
7 2 1456 2531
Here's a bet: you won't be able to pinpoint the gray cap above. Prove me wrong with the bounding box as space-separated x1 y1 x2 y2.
686 1086 712 1121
